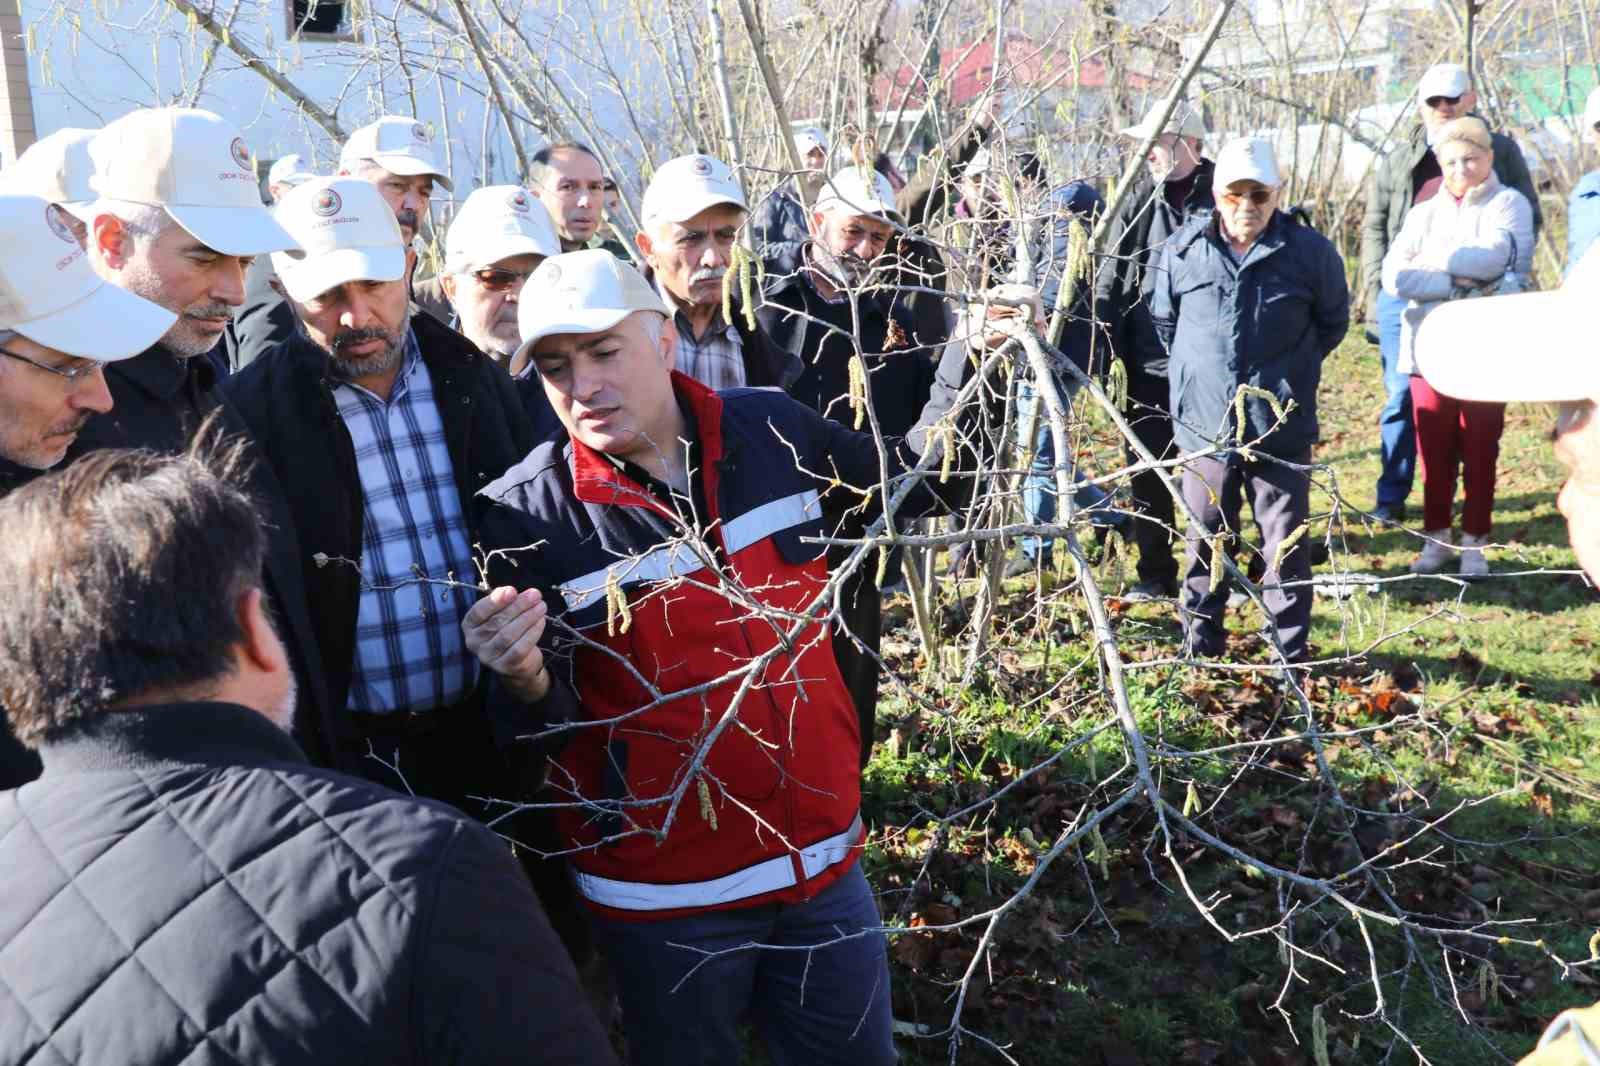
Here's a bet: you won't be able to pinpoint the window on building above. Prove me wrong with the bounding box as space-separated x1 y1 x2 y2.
287 0 357 41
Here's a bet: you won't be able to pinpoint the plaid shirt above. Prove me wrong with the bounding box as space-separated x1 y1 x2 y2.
334 332 478 714
660 280 746 390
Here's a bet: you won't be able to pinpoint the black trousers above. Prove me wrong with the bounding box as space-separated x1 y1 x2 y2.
1123 368 1180 586
829 556 884 771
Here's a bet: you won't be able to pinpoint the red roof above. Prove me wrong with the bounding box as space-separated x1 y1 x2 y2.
873 34 1151 112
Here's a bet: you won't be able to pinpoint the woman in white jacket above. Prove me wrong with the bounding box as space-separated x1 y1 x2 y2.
1382 116 1535 577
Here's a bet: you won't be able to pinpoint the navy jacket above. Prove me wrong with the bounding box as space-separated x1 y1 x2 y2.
1152 210 1350 458
0 700 614 1065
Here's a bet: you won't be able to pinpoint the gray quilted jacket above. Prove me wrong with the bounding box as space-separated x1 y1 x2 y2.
0 701 616 1066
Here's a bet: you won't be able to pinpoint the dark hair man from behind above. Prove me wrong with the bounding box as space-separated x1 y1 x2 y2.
0 446 617 1065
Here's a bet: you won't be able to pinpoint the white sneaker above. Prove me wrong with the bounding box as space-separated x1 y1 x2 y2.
1458 533 1490 578
1410 530 1454 574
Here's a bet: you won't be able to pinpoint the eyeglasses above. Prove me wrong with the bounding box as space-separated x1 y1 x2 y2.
1424 94 1464 108
1219 188 1274 207
0 346 103 386
469 267 533 293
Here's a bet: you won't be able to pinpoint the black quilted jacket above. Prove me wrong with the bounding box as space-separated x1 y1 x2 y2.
0 701 616 1066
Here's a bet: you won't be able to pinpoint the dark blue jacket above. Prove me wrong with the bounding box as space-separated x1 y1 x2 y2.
0 701 615 1065
1152 210 1349 458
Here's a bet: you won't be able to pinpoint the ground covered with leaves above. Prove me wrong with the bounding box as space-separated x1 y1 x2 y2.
864 331 1600 1065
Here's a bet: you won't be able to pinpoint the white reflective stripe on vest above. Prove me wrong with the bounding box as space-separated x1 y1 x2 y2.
719 489 820 556
573 812 864 912
558 541 704 613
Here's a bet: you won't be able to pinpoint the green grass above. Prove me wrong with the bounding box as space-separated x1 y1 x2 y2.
864 330 1600 1064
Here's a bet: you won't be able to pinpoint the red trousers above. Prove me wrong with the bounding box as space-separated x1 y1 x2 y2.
1409 375 1505 536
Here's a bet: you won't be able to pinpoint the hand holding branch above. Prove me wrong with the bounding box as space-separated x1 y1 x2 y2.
463 586 552 703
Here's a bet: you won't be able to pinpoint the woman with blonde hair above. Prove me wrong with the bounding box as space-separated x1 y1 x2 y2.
1382 115 1535 577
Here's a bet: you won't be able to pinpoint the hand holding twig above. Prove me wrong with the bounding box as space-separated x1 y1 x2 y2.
463 587 551 702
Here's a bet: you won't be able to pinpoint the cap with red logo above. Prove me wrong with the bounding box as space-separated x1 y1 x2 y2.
640 154 746 228
0 193 175 361
0 127 98 220
339 115 453 192
86 107 296 257
444 185 560 274
270 177 405 303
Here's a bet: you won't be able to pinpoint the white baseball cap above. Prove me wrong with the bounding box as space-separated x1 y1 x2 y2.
794 127 828 158
444 185 560 274
267 153 317 188
0 193 175 361
269 177 405 303
87 107 296 257
1584 86 1600 132
1121 100 1207 141
963 147 993 179
1 128 97 218
514 249 668 364
641 154 747 228
814 165 899 219
1417 63 1471 103
1214 136 1282 188
1414 247 1600 403
339 116 453 192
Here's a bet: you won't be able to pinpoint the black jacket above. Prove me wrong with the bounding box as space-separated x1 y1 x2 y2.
224 254 300 371
1152 210 1350 459
758 241 936 440
222 313 537 730
0 700 615 1065
640 265 803 390
0 459 41 791
1093 159 1217 378
63 346 338 767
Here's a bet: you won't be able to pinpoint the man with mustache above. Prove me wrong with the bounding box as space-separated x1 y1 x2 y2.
65 106 342 773
227 115 451 370
0 191 176 791
632 153 798 390
222 177 537 823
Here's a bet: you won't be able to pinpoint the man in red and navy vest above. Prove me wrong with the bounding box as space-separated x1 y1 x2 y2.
463 248 1008 1065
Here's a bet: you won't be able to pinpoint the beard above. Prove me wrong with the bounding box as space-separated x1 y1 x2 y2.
121 258 233 358
812 244 875 290
326 326 404 380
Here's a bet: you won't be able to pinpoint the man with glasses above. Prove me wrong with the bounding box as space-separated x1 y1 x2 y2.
1154 137 1349 664
1361 62 1540 524
529 143 607 253
0 190 176 790
437 185 561 369
1567 87 1600 272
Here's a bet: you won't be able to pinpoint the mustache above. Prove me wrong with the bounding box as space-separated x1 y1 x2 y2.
394 208 419 232
691 267 727 285
332 327 394 353
185 303 233 320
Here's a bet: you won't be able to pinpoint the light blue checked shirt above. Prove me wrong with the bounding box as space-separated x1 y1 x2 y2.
334 331 478 714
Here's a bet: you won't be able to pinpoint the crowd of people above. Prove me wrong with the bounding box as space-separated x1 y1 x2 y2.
0 60 1597 1064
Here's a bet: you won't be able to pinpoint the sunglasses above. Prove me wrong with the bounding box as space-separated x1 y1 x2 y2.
1220 188 1274 207
0 346 102 386
1424 94 1464 108
470 267 533 293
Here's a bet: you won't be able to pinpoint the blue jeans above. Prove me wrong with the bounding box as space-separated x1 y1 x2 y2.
1375 290 1415 507
1018 383 1116 562
587 861 897 1066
